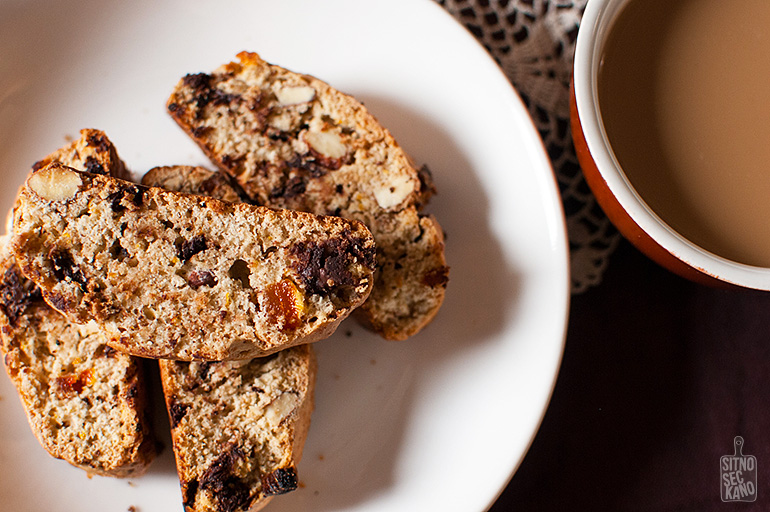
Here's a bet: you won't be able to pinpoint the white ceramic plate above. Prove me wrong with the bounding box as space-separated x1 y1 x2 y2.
0 0 569 510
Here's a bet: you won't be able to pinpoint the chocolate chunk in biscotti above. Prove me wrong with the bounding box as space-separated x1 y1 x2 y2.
160 345 316 512
167 51 448 340
0 240 157 477
11 163 376 361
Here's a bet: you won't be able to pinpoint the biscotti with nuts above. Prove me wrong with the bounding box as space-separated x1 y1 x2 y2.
167 51 448 340
0 239 157 477
160 346 316 512
11 163 376 360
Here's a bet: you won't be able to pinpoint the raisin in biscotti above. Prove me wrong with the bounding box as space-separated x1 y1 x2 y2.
0 239 157 476
160 346 316 512
11 163 376 360
167 52 449 340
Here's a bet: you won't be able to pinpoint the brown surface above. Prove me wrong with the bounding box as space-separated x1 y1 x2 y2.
491 239 770 510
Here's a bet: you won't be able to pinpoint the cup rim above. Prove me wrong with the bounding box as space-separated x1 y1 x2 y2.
573 0 770 290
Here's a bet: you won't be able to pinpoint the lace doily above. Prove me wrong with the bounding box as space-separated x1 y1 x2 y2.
437 0 621 293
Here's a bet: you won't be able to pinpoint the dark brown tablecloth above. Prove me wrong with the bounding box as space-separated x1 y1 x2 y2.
491 239 770 510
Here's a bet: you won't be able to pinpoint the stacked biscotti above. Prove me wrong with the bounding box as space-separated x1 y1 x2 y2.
12 163 376 361
167 51 449 340
4 138 360 510
5 139 370 509
0 130 158 477
3 51 449 512
144 164 318 512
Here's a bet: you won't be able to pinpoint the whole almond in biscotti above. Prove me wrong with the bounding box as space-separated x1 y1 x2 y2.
167 51 449 340
160 345 316 512
0 239 157 477
11 163 376 361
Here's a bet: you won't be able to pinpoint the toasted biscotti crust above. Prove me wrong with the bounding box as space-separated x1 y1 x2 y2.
160 346 316 512
0 240 157 477
167 52 448 340
11 163 376 360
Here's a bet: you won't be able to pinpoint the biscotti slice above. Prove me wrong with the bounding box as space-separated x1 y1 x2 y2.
160 345 316 512
0 239 157 476
361 209 449 339
11 163 376 360
167 51 448 340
